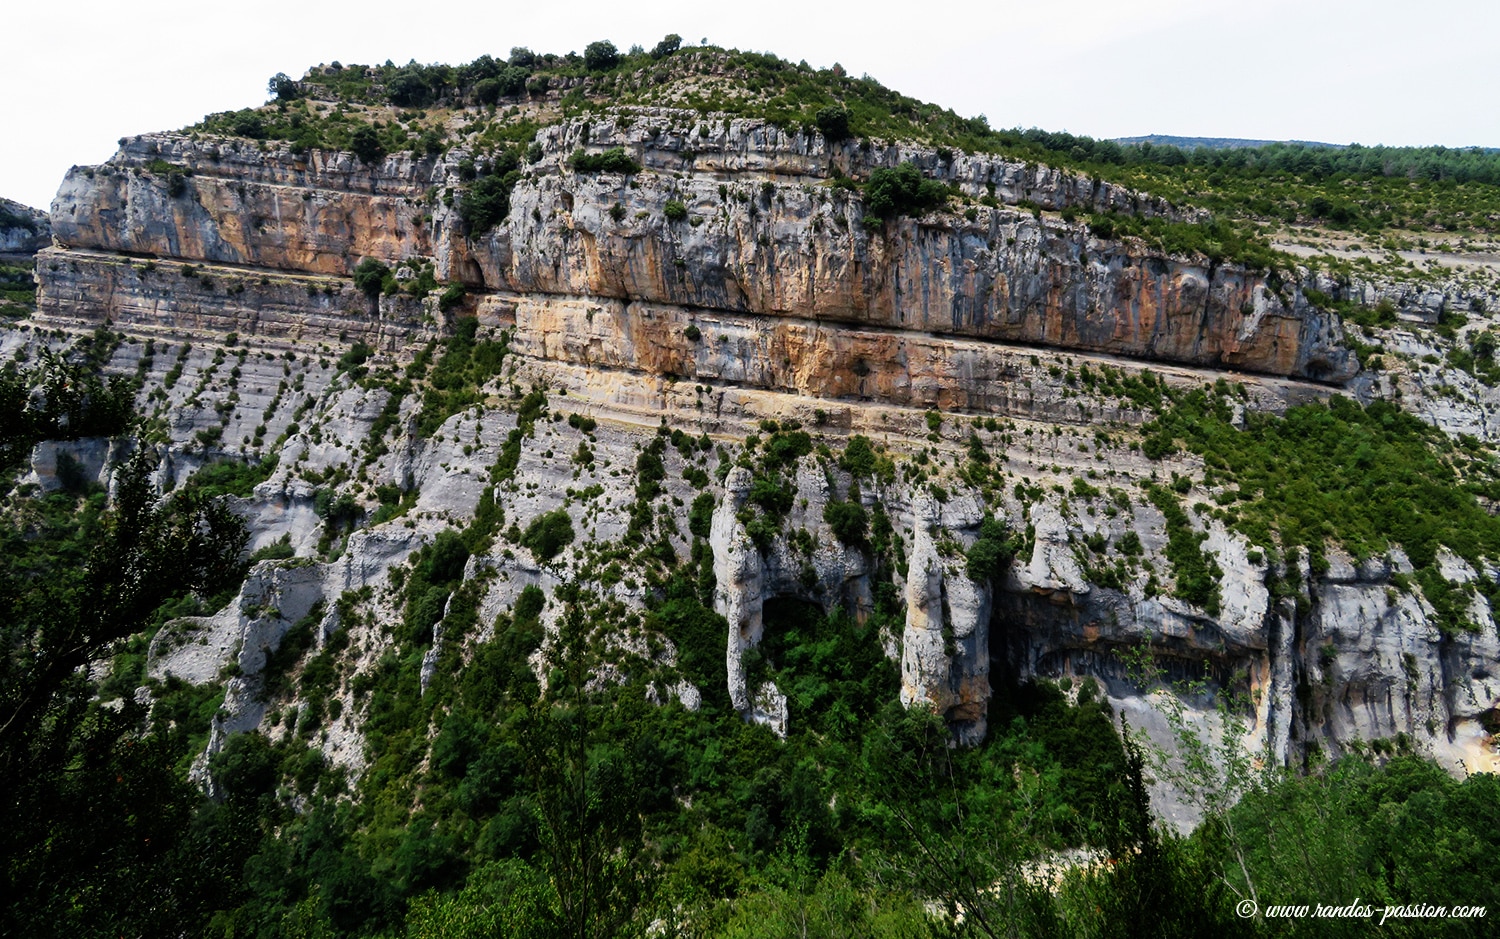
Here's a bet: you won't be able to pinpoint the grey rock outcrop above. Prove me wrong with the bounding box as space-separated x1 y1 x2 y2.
900 491 992 745
42 115 1354 382
11 91 1498 817
0 197 48 258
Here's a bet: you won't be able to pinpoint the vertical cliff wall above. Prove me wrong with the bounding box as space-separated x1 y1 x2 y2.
19 104 1497 816
41 114 1355 384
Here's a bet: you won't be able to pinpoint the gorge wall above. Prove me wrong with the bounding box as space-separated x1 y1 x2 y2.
44 119 1355 382
17 106 1500 822
0 196 48 259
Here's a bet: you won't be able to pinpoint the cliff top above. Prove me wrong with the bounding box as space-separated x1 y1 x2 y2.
0 197 47 233
179 42 1500 249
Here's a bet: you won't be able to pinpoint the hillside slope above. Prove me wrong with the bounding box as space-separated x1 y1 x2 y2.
6 40 1500 937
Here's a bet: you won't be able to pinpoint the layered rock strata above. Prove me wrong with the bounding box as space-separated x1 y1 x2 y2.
43 117 1354 383
17 107 1498 816
0 196 49 259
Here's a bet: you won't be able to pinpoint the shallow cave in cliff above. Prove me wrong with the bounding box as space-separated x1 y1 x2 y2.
986 591 1252 724
754 596 830 674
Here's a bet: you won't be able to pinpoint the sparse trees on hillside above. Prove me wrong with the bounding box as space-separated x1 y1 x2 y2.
815 105 851 143
350 125 385 165
583 40 619 72
650 34 682 59
267 72 299 101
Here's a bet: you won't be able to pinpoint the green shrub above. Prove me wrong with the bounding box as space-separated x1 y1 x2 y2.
823 500 868 546
313 489 362 532
650 34 682 59
423 530 471 585
688 493 716 538
185 456 278 499
1472 330 1497 361
569 147 641 174
438 283 466 311
815 106 851 143
1148 486 1222 615
583 40 619 72
260 601 324 697
459 171 521 234
663 200 688 222
386 67 436 107
836 439 876 480
414 319 511 437
353 258 392 298
337 341 374 373
473 77 503 105
748 476 794 517
864 162 949 218
211 732 281 803
266 72 299 102
247 535 295 564
965 515 1018 583
520 509 575 562
350 125 385 164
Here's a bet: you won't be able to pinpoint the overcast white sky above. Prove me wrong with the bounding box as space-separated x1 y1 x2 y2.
3 0 1495 210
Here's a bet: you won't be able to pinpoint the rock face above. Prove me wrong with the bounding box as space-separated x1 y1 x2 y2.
900 491 992 745
34 248 436 354
15 105 1498 817
714 466 765 714
49 135 436 273
43 116 1355 384
0 197 49 258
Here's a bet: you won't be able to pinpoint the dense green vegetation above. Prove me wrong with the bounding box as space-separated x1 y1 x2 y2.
1085 211 1285 270
1003 132 1500 236
414 316 510 436
570 146 641 174
1142 388 1500 632
1224 755 1500 936
0 368 249 936
863 161 952 220
0 341 136 467
158 564 1176 939
183 455 279 499
0 261 36 318
457 149 525 234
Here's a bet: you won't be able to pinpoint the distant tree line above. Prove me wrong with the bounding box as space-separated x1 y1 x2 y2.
999 127 1500 186
285 34 688 113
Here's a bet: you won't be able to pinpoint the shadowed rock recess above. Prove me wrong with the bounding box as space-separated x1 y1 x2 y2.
18 81 1500 827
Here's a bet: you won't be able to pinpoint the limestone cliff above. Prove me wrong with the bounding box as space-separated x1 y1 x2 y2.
0 196 48 259
43 114 1354 384
13 91 1500 825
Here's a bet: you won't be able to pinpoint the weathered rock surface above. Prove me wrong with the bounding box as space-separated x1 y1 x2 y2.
0 196 49 258
50 135 437 273
44 115 1354 383
12 104 1498 818
33 248 436 354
